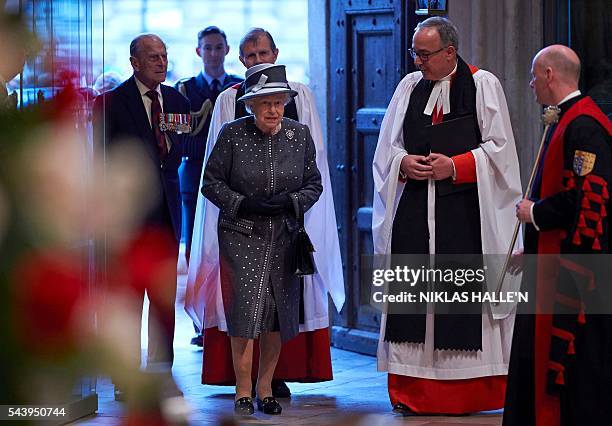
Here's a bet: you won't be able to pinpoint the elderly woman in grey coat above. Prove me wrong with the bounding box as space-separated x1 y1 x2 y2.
201 64 322 416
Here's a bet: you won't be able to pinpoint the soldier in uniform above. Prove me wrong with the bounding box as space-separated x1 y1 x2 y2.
176 26 242 261
175 26 242 347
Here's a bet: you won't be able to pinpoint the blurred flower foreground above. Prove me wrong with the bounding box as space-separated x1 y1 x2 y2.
0 11 188 425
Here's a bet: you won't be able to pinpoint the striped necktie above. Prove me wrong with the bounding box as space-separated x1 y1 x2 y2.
145 90 168 159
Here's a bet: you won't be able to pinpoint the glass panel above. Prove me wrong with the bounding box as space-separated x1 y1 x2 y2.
1 0 98 417
95 0 309 84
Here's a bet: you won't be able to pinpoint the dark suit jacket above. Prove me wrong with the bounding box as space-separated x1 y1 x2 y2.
93 76 190 242
175 72 242 159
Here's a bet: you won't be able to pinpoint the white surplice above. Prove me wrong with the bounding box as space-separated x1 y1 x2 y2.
373 69 523 379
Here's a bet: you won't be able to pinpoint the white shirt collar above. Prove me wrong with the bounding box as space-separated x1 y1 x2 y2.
557 90 581 106
202 70 227 87
134 75 162 98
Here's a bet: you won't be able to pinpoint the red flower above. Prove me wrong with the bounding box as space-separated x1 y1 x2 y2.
12 249 85 357
119 226 177 294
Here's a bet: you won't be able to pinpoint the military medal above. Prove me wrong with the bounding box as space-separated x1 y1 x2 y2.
158 112 192 134
158 113 168 131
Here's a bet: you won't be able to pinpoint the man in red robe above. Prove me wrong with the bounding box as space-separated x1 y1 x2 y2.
507 44 612 426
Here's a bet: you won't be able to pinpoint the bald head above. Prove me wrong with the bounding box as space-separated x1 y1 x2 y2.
530 44 582 105
534 45 581 86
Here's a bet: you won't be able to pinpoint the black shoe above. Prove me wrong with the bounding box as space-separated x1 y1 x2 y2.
113 385 125 402
271 380 291 398
392 402 415 416
256 396 282 415
234 397 254 415
190 334 203 347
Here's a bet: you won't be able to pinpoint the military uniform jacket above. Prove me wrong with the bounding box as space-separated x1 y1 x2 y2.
176 72 242 159
201 116 322 342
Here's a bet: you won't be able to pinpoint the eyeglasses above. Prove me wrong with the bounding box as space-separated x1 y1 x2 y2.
408 47 446 62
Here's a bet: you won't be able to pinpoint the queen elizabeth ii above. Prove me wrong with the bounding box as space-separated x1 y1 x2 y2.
201 63 322 416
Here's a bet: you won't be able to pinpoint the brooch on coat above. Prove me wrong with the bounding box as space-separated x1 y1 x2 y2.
285 129 295 140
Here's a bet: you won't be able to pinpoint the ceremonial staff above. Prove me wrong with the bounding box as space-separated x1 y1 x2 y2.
493 105 561 303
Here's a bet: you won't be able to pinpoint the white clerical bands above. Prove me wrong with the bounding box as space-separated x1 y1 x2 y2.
424 78 451 117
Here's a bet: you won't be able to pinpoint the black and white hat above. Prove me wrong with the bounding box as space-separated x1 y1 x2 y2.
237 63 298 102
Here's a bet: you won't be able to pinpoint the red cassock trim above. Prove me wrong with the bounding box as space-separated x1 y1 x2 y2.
388 374 506 414
400 64 480 183
452 151 477 184
432 103 444 124
446 64 478 183
386 64 496 417
201 327 333 385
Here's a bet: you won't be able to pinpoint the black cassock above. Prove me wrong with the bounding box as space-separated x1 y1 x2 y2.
385 56 484 351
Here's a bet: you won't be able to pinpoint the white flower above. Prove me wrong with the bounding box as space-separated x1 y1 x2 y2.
542 106 561 125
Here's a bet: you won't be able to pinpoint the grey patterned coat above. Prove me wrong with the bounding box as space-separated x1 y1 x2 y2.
201 116 322 342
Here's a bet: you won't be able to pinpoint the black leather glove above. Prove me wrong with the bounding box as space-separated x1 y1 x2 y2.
238 196 284 216
267 193 293 213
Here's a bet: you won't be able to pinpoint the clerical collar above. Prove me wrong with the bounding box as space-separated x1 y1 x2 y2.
557 90 581 107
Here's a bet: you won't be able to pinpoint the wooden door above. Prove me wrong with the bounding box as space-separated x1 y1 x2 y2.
329 0 424 353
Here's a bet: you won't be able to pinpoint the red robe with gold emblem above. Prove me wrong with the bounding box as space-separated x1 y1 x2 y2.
504 95 612 426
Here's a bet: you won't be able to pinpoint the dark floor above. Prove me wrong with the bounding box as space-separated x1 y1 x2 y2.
74 252 503 425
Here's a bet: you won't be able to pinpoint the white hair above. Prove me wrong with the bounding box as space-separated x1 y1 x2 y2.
243 93 291 115
244 99 255 115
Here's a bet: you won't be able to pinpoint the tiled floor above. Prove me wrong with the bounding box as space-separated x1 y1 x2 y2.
74 256 503 425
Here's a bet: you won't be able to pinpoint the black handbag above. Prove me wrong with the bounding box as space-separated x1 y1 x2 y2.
292 197 316 276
